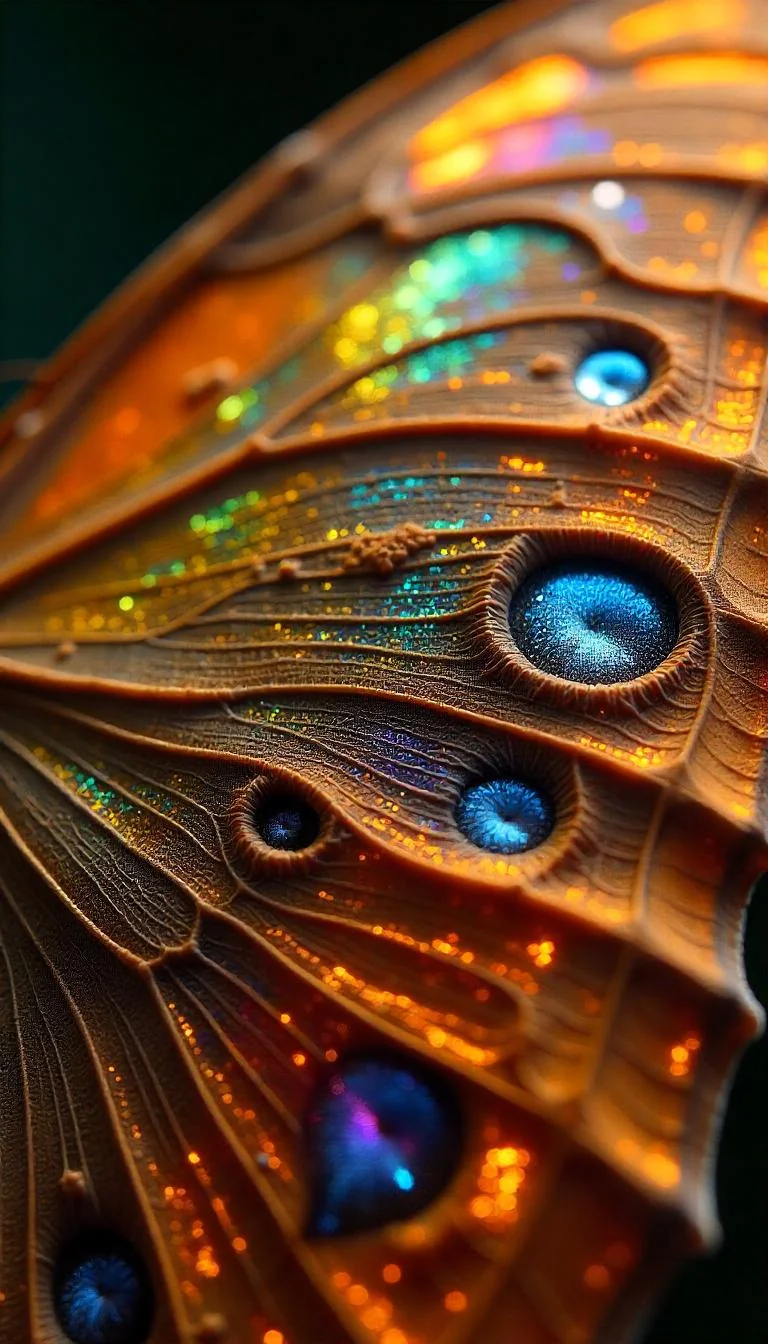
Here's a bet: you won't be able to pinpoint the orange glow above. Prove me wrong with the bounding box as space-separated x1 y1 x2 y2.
747 217 768 288
444 1291 468 1313
382 1264 402 1285
684 210 707 233
472 1143 531 1227
412 140 491 192
14 246 350 537
584 1264 611 1290
720 143 768 174
644 1152 680 1187
411 55 589 161
111 406 141 436
194 1246 220 1278
669 1034 700 1075
610 0 743 53
635 52 768 89
263 1332 284 1344
527 938 555 968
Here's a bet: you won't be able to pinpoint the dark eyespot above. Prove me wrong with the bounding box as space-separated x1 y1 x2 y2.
456 778 553 853
55 1233 154 1344
305 1056 462 1237
574 348 650 406
509 561 677 684
253 793 320 851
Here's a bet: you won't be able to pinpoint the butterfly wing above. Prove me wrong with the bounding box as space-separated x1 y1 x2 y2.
1 2 768 1342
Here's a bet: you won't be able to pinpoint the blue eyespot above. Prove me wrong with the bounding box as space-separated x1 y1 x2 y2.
509 561 677 684
456 778 553 854
254 794 320 851
574 349 650 406
55 1235 154 1344
305 1056 461 1237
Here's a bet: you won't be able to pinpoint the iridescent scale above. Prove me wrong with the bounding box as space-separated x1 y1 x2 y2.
1 3 768 1343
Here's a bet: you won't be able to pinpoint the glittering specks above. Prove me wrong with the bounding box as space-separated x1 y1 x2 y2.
324 226 585 364
3 3 768 1342
469 1138 532 1230
203 225 594 446
342 331 507 411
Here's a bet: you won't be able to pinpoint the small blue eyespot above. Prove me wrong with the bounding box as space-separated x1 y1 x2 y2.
456 778 553 854
305 1056 461 1237
254 794 320 851
574 349 650 407
509 561 677 684
56 1235 153 1344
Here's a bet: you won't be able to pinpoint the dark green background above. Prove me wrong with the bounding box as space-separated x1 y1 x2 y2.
2 3 767 1341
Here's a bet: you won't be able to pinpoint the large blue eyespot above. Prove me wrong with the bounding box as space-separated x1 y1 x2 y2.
574 349 650 406
456 778 553 853
55 1234 154 1344
305 1056 461 1236
254 794 320 851
509 561 677 684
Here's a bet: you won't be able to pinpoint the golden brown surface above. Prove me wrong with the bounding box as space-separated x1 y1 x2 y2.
1 2 768 1342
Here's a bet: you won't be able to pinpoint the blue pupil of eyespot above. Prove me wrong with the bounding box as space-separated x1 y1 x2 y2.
456 779 553 854
57 1250 149 1344
509 561 677 684
305 1058 461 1237
574 349 650 406
255 795 319 850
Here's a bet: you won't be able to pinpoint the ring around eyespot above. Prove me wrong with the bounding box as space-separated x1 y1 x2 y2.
253 792 321 851
305 1055 462 1237
456 778 553 854
574 348 650 407
231 772 333 876
55 1232 154 1344
509 560 678 684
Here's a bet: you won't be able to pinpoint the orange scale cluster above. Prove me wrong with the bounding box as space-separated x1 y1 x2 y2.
499 454 546 473
165 1002 294 1184
331 964 499 1067
578 735 668 770
105 1058 228 1307
646 254 699 281
526 939 556 969
329 1271 404 1341
469 1142 532 1230
489 958 540 997
578 507 661 544
668 1034 702 1078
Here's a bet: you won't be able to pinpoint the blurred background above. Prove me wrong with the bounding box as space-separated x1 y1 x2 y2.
2 3 767 1340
